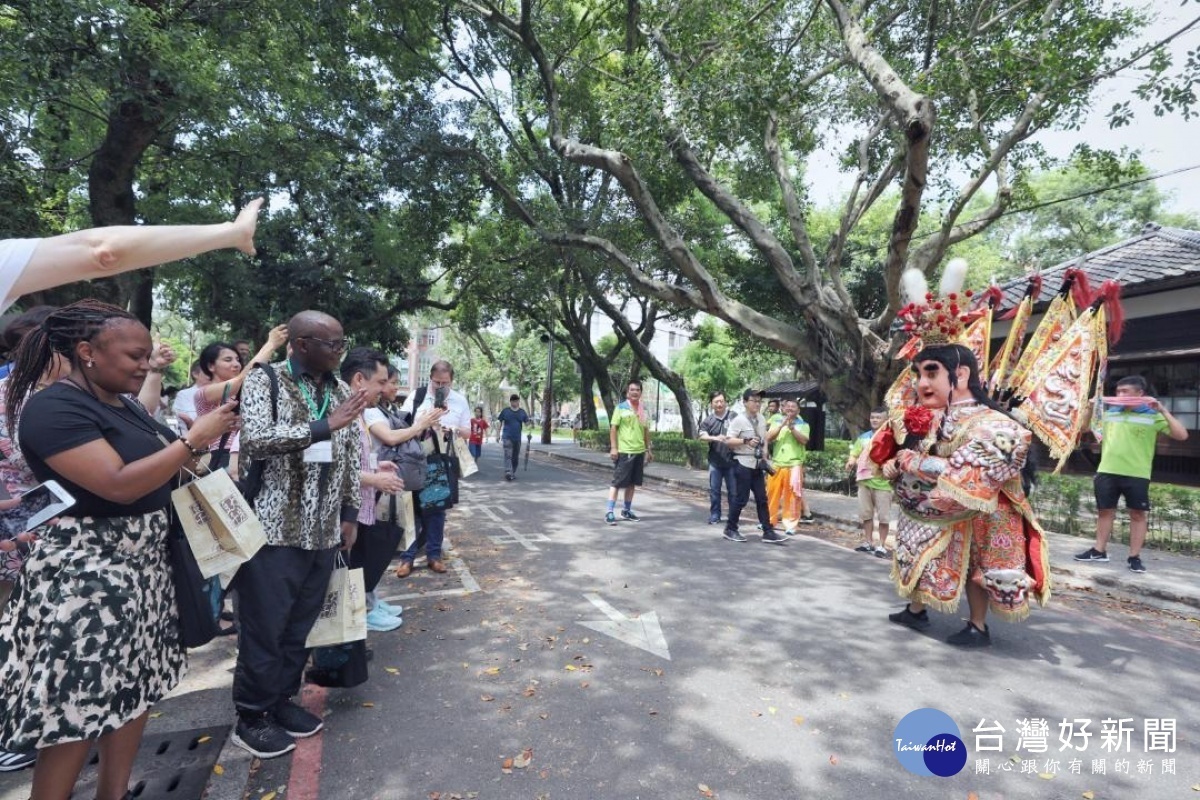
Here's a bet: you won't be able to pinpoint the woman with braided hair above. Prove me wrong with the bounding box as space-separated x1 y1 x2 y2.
0 300 239 800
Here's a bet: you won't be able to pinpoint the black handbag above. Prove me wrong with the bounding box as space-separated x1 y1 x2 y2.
166 512 221 648
306 640 369 688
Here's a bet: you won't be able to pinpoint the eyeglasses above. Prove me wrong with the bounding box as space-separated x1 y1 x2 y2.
298 336 348 353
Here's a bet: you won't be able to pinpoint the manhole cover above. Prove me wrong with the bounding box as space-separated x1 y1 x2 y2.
72 724 230 800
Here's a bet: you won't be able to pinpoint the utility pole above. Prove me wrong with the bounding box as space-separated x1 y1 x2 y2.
540 333 554 444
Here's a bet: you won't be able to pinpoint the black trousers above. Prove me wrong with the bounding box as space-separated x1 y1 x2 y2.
727 462 773 533
232 544 338 713
349 520 404 594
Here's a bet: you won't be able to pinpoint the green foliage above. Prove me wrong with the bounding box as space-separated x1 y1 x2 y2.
982 155 1200 273
670 319 740 404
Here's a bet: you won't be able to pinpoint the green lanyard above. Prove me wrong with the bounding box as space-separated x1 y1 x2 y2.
289 360 330 420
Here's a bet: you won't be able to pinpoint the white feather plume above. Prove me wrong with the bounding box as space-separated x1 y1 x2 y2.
939 257 969 297
900 268 929 305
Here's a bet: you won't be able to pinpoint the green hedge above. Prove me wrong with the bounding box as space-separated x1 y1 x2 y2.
1031 472 1200 553
578 430 1200 553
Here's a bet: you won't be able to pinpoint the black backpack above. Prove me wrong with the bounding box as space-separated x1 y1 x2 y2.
377 406 427 492
227 363 279 503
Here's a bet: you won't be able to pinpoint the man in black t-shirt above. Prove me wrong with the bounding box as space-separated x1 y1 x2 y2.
697 391 736 524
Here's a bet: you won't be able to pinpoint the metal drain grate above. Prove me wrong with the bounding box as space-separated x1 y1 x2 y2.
71 724 230 800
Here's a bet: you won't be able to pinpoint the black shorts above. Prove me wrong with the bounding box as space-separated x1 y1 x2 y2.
1094 472 1151 511
611 453 646 488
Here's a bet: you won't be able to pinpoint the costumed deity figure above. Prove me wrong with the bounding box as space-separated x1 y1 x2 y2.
876 260 1051 647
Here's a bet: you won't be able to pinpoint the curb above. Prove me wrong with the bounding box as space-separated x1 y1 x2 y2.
531 448 1200 613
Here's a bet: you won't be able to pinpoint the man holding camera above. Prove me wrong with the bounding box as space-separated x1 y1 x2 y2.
722 389 787 545
395 360 471 576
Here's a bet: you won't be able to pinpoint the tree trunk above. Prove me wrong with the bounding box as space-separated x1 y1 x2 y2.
86 93 167 322
578 364 600 430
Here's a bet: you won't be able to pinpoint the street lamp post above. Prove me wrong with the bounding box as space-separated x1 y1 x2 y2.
540 333 554 444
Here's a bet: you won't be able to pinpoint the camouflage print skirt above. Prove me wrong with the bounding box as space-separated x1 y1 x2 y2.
0 510 185 750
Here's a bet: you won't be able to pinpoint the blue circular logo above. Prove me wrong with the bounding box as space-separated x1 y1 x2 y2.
893 708 968 777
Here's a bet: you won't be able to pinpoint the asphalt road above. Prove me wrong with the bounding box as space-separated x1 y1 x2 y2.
252 448 1200 800
4 447 1198 799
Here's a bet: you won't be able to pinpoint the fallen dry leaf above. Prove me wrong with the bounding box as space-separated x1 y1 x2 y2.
212 765 224 776
523 687 537 697
539 713 549 720
149 712 163 719
262 792 277 800
385 667 400 675
480 694 495 702
698 784 715 798
967 793 980 800
751 711 763 717
1082 792 1095 800
196 735 212 744
361 702 375 708
514 748 533 768
429 793 441 800
484 667 501 675
501 757 514 774
829 754 839 765
565 664 577 671
768 707 777 715
792 716 805 726
580 681 590 688
1038 772 1056 780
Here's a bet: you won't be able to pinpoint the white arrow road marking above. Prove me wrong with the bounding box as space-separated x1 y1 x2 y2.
578 593 671 660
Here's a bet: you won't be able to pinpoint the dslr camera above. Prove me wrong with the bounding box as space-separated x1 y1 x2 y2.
753 443 777 476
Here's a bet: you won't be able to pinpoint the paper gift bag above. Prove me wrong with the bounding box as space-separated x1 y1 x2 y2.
171 469 266 579
401 492 416 543
452 436 478 478
306 558 367 648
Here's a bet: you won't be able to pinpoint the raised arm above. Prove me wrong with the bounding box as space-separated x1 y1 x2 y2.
12 199 263 299
199 324 287 404
367 406 446 446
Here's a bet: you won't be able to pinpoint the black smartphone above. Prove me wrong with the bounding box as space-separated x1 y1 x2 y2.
433 386 449 409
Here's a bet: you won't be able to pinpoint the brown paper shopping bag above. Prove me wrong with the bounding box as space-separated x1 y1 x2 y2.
401 492 417 546
306 557 368 648
452 436 478 478
170 469 267 579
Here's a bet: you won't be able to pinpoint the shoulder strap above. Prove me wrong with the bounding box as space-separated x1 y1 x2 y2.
413 384 428 410
258 363 280 423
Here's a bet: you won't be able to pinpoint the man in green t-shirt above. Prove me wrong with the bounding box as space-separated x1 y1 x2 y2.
605 379 653 525
1074 375 1189 573
846 406 893 558
765 398 813 533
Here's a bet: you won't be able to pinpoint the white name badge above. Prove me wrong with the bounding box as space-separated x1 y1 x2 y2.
303 440 333 463
368 453 379 472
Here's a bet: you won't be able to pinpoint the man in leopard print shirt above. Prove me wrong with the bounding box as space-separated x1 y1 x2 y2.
230 310 368 759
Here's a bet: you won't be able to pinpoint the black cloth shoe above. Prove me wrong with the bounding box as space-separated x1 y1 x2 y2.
888 605 931 631
946 622 992 647
762 530 788 545
232 713 296 759
0 747 36 772
272 699 324 738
